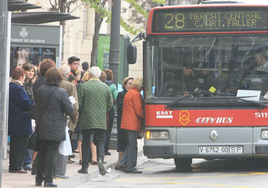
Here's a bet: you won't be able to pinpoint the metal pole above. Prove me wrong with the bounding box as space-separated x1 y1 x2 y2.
109 0 121 87
0 0 8 186
108 0 121 150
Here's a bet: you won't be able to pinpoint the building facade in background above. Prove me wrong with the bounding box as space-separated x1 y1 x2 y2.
26 0 199 79
25 0 142 79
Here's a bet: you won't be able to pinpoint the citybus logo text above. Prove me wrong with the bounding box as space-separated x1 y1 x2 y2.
196 117 233 124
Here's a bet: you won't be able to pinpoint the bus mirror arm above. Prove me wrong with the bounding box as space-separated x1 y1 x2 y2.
130 32 144 43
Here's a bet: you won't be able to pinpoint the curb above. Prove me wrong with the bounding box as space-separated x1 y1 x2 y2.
57 147 144 188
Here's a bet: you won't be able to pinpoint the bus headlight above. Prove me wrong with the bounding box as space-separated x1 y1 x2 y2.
261 130 268 139
146 131 169 140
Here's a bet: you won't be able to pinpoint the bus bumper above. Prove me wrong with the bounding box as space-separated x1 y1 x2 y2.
255 145 268 154
143 145 174 156
144 127 268 159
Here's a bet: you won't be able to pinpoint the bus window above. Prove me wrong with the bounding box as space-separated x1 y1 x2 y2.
146 36 268 105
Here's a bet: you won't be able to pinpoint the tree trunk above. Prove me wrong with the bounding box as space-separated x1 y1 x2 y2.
90 11 104 67
60 20 66 61
90 0 107 67
60 0 67 61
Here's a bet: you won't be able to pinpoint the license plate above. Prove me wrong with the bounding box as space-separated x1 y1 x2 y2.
198 146 243 154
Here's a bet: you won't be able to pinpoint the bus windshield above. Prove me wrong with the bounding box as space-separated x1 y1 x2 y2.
146 35 268 107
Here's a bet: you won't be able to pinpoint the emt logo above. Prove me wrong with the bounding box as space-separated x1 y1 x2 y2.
156 111 173 118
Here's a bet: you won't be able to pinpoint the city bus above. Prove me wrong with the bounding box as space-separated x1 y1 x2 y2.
127 1 268 169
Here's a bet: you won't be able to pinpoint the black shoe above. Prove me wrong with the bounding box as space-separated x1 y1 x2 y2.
97 160 106 176
31 171 36 175
117 165 127 173
127 169 142 173
69 154 75 158
44 182 57 187
35 182 42 186
67 159 75 164
105 151 111 155
9 169 27 173
115 165 120 170
78 167 88 174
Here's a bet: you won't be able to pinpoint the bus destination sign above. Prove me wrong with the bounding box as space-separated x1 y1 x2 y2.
153 8 268 32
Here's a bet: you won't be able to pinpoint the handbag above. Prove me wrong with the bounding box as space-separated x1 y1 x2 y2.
26 87 59 151
27 131 38 151
29 105 37 120
58 126 72 156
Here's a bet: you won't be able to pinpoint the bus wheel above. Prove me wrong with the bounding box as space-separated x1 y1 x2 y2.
174 158 192 169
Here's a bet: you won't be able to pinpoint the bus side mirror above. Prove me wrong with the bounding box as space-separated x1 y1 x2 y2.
127 43 137 64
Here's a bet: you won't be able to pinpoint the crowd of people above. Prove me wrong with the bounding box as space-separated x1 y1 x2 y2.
8 56 144 187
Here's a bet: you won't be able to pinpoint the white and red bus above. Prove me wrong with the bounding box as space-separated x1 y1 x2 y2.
128 1 268 168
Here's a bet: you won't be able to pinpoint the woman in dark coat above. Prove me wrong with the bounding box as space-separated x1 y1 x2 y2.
115 77 134 168
8 67 35 173
31 59 56 175
35 68 74 187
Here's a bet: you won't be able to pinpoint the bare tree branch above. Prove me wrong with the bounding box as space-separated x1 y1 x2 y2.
69 3 83 14
66 0 79 13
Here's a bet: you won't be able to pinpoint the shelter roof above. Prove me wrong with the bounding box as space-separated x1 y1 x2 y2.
8 0 80 24
8 0 42 11
12 11 80 24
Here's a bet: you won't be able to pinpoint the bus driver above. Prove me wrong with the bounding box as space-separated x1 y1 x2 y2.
162 64 193 96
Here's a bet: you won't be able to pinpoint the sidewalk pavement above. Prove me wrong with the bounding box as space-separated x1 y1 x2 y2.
1 139 144 188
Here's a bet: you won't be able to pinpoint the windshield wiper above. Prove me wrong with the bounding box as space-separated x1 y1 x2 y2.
175 90 236 97
225 96 268 108
203 94 268 108
165 90 234 109
165 95 192 109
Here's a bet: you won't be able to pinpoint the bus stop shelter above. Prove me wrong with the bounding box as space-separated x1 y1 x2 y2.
2 0 79 159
